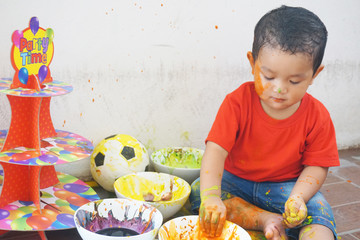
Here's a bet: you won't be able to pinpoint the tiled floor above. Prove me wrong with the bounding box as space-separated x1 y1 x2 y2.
1 148 359 240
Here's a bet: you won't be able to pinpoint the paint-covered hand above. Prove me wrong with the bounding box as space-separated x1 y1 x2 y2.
199 195 226 237
283 195 307 228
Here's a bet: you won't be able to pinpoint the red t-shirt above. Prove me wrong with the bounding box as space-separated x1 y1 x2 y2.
206 82 340 182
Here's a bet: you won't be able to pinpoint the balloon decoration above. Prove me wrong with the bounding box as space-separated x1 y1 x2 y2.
45 28 54 45
38 65 48 83
29 17 39 35
18 67 29 85
11 30 23 49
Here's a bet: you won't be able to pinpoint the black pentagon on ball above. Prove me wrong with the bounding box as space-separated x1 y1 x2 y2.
94 152 105 167
121 146 135 160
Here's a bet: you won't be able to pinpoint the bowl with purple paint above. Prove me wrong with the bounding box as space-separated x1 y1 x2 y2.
74 198 163 240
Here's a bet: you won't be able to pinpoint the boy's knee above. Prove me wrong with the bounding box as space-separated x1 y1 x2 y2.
299 224 334 240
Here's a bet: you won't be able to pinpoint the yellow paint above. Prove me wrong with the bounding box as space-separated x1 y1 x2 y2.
114 174 188 203
200 185 219 198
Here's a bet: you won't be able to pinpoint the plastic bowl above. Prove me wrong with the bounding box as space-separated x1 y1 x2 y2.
114 172 191 220
150 147 203 184
74 198 163 240
158 215 251 240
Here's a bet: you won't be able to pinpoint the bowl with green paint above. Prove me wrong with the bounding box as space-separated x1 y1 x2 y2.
150 147 204 184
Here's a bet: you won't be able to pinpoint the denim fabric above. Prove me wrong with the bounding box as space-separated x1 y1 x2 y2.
189 170 337 239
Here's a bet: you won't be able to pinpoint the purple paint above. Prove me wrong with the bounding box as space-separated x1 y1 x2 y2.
76 201 156 235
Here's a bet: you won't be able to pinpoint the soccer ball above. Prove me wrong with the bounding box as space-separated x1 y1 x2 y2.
90 134 149 192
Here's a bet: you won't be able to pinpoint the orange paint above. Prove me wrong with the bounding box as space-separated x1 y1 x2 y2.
215 25 218 29
254 62 264 96
159 218 240 240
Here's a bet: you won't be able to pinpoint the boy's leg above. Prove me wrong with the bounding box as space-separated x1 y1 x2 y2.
299 224 334 240
254 179 338 240
189 174 288 240
224 197 287 240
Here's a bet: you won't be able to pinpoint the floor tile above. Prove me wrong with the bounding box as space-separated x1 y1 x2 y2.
321 182 360 207
352 231 360 238
337 234 359 240
333 202 360 233
324 172 345 185
335 166 360 186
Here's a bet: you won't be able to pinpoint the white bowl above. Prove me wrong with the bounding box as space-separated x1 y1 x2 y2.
158 215 251 240
114 172 191 220
74 198 163 240
150 147 203 184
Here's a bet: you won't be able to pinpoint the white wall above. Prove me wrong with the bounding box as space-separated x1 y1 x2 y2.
0 0 359 180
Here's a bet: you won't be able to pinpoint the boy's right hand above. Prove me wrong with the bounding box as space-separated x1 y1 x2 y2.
199 195 227 237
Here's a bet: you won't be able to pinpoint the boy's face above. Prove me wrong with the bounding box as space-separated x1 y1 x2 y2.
247 46 324 119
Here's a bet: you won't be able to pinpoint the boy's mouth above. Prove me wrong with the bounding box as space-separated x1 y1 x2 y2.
271 97 285 103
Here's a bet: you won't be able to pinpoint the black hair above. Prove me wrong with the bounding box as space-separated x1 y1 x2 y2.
252 5 328 73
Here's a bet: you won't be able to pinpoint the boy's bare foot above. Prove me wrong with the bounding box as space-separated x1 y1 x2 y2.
223 197 287 240
261 212 288 240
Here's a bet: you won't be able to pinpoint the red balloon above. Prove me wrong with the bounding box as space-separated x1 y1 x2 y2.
54 190 76 200
66 195 90 207
26 215 52 230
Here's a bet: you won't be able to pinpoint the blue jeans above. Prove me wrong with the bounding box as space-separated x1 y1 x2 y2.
189 170 338 239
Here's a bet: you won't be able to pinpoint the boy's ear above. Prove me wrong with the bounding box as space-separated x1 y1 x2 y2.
311 64 325 84
247 51 255 75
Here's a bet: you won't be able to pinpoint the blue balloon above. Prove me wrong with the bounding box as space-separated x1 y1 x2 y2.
18 67 28 84
38 65 48 83
30 17 39 35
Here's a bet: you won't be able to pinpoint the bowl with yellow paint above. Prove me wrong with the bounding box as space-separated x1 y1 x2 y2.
114 172 191 220
150 147 204 184
74 198 163 240
158 215 251 240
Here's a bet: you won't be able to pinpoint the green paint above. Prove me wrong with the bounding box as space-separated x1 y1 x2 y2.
151 147 203 168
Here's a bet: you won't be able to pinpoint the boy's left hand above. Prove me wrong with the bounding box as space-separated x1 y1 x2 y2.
283 195 307 228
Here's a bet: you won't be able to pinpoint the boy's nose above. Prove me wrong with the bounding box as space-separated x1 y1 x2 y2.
273 83 286 94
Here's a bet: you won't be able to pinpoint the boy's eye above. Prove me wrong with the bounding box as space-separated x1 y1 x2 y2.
290 80 300 84
264 76 274 81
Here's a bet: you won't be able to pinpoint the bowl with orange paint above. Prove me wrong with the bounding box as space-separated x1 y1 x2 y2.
74 198 163 240
158 215 251 240
150 147 204 184
114 172 191 220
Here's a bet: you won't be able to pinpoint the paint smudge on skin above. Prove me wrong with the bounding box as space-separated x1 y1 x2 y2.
299 226 312 240
200 185 220 198
299 175 320 185
254 62 264 96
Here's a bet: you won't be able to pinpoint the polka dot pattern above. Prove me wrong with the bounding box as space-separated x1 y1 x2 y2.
2 96 41 152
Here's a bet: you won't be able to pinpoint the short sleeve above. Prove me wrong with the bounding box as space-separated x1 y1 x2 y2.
302 116 339 167
206 95 241 153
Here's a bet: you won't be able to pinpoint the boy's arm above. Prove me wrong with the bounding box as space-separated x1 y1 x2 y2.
283 165 328 227
199 141 228 237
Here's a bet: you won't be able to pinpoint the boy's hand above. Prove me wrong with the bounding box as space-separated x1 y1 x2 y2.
199 195 226 237
283 195 307 228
